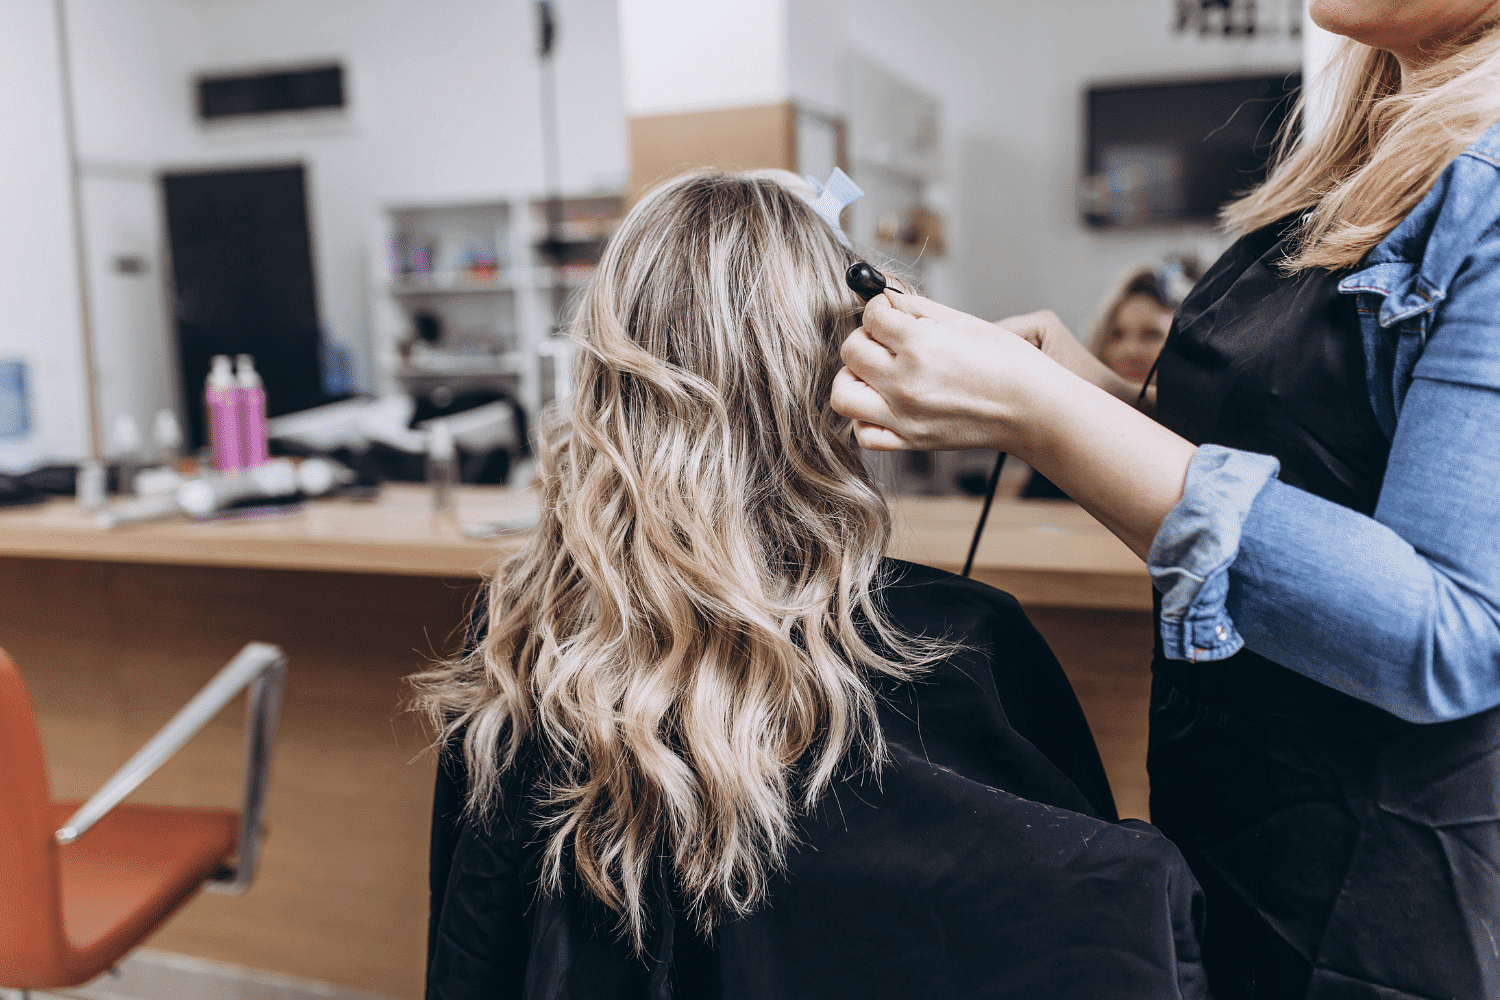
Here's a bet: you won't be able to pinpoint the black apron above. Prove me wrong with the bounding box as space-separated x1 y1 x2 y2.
1150 219 1500 1000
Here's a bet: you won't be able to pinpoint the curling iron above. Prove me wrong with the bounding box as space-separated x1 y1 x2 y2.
845 262 1005 579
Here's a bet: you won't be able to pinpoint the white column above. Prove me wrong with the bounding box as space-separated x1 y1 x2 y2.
1302 11 1342 140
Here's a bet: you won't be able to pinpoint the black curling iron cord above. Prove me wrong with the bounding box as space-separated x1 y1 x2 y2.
962 450 1005 578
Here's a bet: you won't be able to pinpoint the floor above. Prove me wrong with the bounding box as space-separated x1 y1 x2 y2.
2 951 398 1000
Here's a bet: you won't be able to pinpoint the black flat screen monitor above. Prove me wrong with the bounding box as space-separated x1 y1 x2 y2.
1082 73 1301 228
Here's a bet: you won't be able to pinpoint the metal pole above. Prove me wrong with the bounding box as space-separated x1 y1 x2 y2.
53 0 106 470
537 1 563 248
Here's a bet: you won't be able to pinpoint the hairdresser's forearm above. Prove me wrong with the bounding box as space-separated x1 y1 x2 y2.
1098 369 1157 418
1009 372 1194 560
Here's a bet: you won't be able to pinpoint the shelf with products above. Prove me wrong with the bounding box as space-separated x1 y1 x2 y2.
388 276 518 295
371 192 624 423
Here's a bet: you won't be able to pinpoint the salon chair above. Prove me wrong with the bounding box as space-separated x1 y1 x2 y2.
0 642 286 992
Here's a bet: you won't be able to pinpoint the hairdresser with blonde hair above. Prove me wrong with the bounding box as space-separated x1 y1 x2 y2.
834 3 1500 998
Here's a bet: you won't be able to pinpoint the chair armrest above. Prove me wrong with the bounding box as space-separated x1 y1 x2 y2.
55 642 287 894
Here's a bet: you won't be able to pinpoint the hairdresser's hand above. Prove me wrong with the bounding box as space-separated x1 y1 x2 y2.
996 310 1103 381
833 292 1062 453
998 309 1153 412
834 290 1197 560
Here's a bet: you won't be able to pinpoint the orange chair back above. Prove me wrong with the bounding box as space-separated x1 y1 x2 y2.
0 647 69 984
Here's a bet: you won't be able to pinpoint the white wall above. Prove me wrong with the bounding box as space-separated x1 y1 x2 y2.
0 0 89 469
783 0 1301 331
1303 12 1342 138
618 0 787 116
3 0 629 468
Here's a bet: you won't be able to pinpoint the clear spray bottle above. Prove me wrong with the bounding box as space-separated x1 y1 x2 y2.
427 419 458 519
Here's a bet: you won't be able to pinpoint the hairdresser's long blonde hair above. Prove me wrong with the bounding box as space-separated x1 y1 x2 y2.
412 169 942 951
1223 17 1500 271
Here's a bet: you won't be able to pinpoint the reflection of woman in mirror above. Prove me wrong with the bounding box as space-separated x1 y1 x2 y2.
415 170 1208 999
1089 258 1199 386
1018 258 1202 499
834 3 1500 997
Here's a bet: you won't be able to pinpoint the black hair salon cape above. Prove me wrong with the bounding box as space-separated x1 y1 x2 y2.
427 561 1208 999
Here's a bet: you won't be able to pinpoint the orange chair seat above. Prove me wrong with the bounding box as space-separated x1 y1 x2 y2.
46 801 238 983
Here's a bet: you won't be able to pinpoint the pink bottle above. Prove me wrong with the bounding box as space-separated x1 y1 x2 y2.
206 355 245 473
235 354 269 467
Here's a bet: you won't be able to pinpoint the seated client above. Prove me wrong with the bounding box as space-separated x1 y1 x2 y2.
414 170 1207 1000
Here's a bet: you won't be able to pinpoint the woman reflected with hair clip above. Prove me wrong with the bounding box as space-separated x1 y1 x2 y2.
1017 257 1202 501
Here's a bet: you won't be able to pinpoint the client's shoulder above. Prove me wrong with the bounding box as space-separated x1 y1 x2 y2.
877 557 1031 638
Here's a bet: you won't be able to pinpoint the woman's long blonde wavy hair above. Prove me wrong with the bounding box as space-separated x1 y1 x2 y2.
412 169 944 951
1223 15 1500 271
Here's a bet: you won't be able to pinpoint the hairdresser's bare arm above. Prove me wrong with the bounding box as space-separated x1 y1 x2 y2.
997 309 1157 416
831 293 1194 560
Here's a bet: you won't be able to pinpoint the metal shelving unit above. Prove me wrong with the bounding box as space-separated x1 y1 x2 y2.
371 192 623 424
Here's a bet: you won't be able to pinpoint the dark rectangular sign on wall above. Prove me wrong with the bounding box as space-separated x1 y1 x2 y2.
161 163 328 448
197 64 344 121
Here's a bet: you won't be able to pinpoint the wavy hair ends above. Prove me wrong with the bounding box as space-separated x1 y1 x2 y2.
411 169 948 952
1222 18 1500 272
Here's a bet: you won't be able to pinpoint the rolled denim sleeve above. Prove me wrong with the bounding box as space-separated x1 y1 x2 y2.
1147 445 1280 663
1148 289 1500 722
1142 140 1500 722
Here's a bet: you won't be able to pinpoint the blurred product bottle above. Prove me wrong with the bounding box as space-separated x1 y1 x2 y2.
236 354 269 467
75 459 107 510
152 409 184 464
132 409 188 497
110 413 144 495
427 419 458 517
206 355 244 473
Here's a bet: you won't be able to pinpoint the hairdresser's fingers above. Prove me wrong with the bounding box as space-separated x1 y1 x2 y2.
852 419 911 451
994 310 1051 349
858 294 926 354
831 366 904 438
832 369 921 450
864 290 1001 350
840 325 899 384
998 309 1118 390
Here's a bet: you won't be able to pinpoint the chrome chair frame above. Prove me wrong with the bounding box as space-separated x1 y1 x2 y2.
52 642 287 894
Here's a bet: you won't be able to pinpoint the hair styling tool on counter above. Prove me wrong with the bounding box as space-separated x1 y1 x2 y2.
174 457 356 520
95 457 357 527
845 261 1004 578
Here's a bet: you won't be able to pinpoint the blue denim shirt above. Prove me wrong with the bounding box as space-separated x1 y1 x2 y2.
1148 118 1500 724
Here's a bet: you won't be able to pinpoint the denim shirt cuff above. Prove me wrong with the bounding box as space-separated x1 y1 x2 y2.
1148 445 1281 663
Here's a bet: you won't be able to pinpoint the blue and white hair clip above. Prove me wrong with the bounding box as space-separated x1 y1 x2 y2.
802 167 863 247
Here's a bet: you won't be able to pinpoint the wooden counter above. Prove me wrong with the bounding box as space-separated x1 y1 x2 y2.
0 484 534 577
0 485 1153 998
0 485 1149 609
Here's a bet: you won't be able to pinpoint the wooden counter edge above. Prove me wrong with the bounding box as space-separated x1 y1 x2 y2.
0 546 1151 611
0 531 518 578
